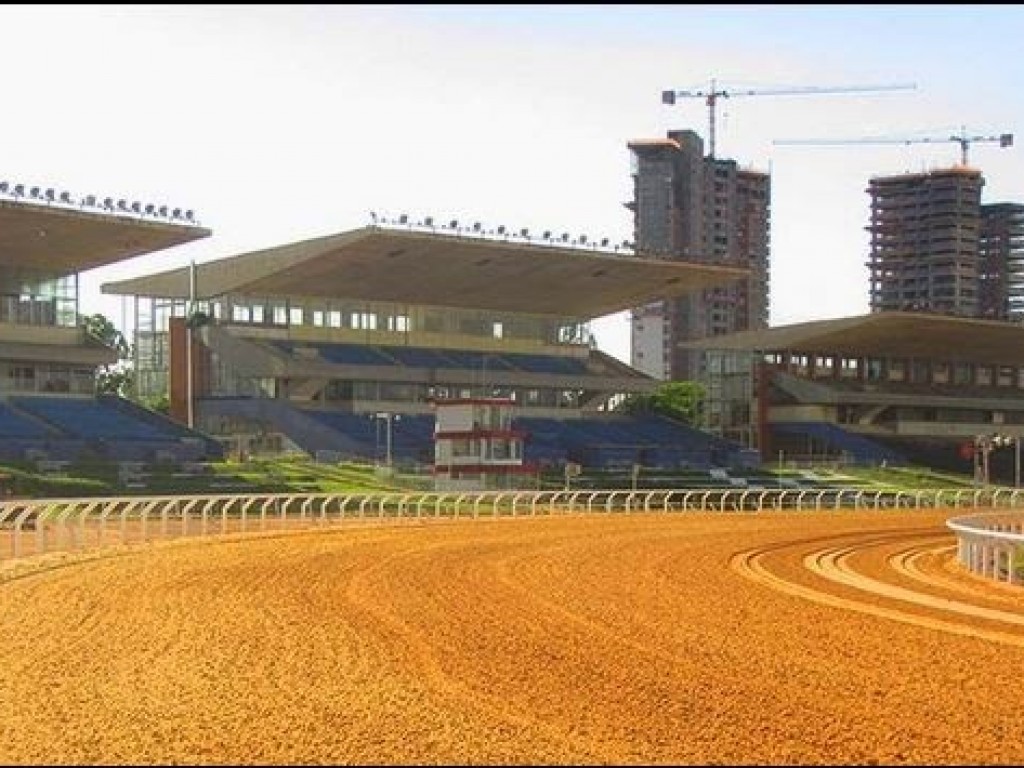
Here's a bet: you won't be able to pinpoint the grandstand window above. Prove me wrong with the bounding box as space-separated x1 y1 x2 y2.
272 305 288 325
350 312 377 330
423 311 444 332
909 360 929 384
932 362 950 385
251 305 265 324
232 305 251 323
953 363 971 385
387 314 410 332
312 310 324 327
289 306 303 326
977 365 993 386
492 322 504 339
450 439 473 458
328 310 342 328
998 366 1014 387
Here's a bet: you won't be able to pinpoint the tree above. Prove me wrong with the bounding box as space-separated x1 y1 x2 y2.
618 380 705 426
83 313 133 397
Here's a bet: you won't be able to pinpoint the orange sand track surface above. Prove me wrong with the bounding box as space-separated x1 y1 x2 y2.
1 509 1022 765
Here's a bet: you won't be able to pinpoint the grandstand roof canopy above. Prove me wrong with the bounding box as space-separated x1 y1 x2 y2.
681 312 1024 365
101 226 748 317
0 199 210 273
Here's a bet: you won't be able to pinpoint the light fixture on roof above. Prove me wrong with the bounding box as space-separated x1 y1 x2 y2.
473 221 482 233
542 230 551 240
44 188 55 202
600 237 609 247
185 210 196 223
496 225 506 236
117 199 130 212
561 232 570 242
449 219 458 230
83 194 97 207
424 216 433 228
520 227 529 238
131 201 142 214
29 187 42 199
59 191 73 204
398 213 409 225
144 203 155 215
579 234 587 244
103 197 115 210
158 205 169 217
172 207 182 219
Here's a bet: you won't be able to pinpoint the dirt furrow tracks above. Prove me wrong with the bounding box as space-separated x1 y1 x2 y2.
0 511 1022 765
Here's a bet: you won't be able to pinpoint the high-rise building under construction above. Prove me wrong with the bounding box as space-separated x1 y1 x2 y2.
626 129 770 381
867 167 985 316
980 202 1024 322
867 167 1024 322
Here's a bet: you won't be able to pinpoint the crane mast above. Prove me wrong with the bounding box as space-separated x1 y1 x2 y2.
661 79 916 159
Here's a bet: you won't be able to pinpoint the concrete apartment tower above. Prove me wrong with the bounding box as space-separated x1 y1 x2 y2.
626 129 770 381
867 168 1024 323
979 202 1024 322
867 167 985 316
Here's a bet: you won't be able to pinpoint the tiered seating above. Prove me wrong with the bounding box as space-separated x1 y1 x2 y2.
273 340 593 376
436 348 517 371
516 414 744 470
267 404 746 471
773 421 906 465
0 402 52 438
12 396 169 440
308 343 395 366
0 395 222 463
502 354 589 375
384 346 450 368
303 412 436 463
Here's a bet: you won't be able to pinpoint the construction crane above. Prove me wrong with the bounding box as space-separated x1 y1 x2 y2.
661 79 917 159
773 126 1014 167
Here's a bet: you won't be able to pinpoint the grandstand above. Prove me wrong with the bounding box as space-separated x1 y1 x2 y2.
102 222 761 474
0 187 223 464
683 312 1024 480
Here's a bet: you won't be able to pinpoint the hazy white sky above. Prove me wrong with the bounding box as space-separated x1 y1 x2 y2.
3 4 1022 362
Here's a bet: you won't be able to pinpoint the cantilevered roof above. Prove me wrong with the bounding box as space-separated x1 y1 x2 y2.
101 226 748 318
681 312 1024 366
0 198 211 273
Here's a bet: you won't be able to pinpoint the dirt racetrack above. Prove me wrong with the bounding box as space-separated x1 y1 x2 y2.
0 509 1022 765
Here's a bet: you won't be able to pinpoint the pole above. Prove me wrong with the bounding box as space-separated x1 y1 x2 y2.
982 438 987 485
707 78 718 159
1016 437 1020 488
186 259 196 429
386 414 393 468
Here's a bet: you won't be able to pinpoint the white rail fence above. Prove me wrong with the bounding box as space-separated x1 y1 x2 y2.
946 511 1024 585
2 487 1024 580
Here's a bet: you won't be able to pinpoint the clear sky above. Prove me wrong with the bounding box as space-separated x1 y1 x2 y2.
3 4 1022 362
